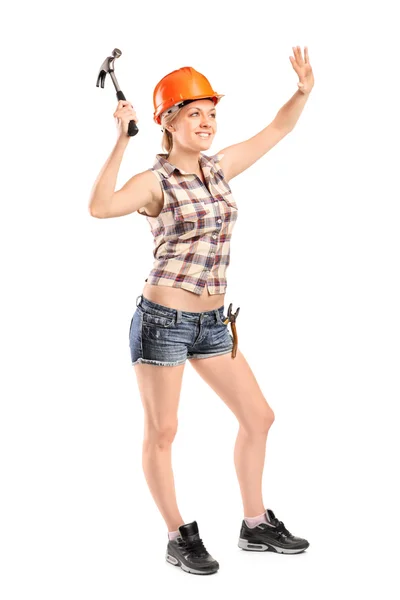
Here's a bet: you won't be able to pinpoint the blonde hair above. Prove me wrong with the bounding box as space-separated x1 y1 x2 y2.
160 105 185 154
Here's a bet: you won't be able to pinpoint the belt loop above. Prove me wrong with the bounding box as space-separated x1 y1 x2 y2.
176 309 182 324
214 308 220 324
136 294 142 307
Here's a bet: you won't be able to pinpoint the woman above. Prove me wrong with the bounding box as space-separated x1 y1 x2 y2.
89 46 314 576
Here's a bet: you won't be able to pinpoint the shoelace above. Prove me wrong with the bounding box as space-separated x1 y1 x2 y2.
259 519 293 540
183 537 208 557
274 520 293 539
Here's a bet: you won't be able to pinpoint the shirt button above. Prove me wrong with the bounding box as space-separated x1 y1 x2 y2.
217 219 222 223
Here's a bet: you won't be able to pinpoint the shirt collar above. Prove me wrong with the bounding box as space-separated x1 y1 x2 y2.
153 152 219 180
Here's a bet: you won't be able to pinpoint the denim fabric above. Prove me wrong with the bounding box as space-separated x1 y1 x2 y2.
129 294 234 367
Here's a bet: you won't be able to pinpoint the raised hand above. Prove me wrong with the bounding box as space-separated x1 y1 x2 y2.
290 46 314 95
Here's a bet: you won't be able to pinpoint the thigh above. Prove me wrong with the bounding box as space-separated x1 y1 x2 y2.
129 302 188 431
189 349 274 428
134 362 186 431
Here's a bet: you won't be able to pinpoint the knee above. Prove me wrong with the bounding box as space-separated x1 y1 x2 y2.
258 409 275 434
144 422 178 450
247 406 275 435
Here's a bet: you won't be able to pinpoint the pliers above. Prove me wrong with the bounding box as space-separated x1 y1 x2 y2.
223 303 240 358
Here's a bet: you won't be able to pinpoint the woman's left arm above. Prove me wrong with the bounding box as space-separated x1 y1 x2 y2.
219 46 314 182
273 46 314 130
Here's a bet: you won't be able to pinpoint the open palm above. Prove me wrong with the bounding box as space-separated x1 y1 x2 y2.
290 46 314 94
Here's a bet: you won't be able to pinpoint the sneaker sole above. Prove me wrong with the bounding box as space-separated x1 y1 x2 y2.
238 538 308 554
165 552 219 575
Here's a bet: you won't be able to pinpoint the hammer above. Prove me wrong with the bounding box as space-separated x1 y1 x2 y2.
96 48 139 137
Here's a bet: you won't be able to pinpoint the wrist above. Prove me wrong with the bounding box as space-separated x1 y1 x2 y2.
116 134 130 147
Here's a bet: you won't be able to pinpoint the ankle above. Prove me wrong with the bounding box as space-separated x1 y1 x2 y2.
167 521 185 536
168 529 181 541
244 510 268 528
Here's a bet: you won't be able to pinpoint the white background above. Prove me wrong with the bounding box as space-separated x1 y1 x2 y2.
2 0 399 598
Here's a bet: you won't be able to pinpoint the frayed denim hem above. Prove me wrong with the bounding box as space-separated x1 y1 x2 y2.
132 357 187 367
188 348 233 360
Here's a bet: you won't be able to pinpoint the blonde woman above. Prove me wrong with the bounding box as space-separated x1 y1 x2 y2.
89 47 314 576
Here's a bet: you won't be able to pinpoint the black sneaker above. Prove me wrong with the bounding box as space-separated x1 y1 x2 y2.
165 521 219 575
238 509 309 554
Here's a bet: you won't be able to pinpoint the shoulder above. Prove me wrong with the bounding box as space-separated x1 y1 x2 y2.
204 152 231 183
141 169 162 200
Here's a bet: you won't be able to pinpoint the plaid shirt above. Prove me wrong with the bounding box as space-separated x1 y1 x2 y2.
138 152 238 296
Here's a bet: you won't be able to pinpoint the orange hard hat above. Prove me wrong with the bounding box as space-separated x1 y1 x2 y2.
153 66 224 125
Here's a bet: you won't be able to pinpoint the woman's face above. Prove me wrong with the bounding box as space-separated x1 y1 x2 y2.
172 99 217 149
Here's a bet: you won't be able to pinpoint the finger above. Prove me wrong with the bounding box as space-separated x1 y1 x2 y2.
121 109 139 122
115 105 133 115
122 108 137 120
124 105 137 115
289 55 300 74
121 103 135 112
296 45 304 65
304 46 309 64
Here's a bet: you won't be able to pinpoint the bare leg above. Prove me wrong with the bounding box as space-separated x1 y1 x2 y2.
189 350 275 516
234 425 273 516
134 362 186 531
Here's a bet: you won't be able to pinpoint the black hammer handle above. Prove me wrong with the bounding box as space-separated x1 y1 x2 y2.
116 90 139 137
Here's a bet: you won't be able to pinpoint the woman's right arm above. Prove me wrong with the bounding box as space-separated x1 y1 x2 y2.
88 136 130 217
88 100 158 219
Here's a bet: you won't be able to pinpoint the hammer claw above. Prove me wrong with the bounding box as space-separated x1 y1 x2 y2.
96 70 106 88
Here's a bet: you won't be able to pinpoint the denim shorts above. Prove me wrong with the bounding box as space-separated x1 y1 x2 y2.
129 294 234 367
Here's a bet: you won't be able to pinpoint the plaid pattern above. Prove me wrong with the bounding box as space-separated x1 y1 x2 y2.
138 152 238 296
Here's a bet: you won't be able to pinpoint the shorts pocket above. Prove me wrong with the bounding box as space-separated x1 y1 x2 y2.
142 312 175 328
216 310 228 326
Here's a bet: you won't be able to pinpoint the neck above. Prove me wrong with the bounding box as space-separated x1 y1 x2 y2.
166 149 203 175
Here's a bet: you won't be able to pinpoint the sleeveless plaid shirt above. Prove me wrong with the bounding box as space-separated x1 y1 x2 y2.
137 152 238 296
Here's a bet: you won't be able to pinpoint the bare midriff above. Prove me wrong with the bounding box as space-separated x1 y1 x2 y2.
142 282 225 312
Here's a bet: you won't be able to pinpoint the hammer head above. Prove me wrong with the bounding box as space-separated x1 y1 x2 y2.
96 48 122 88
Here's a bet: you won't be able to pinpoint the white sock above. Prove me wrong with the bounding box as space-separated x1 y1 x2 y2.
168 529 180 541
244 510 276 528
244 511 268 528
